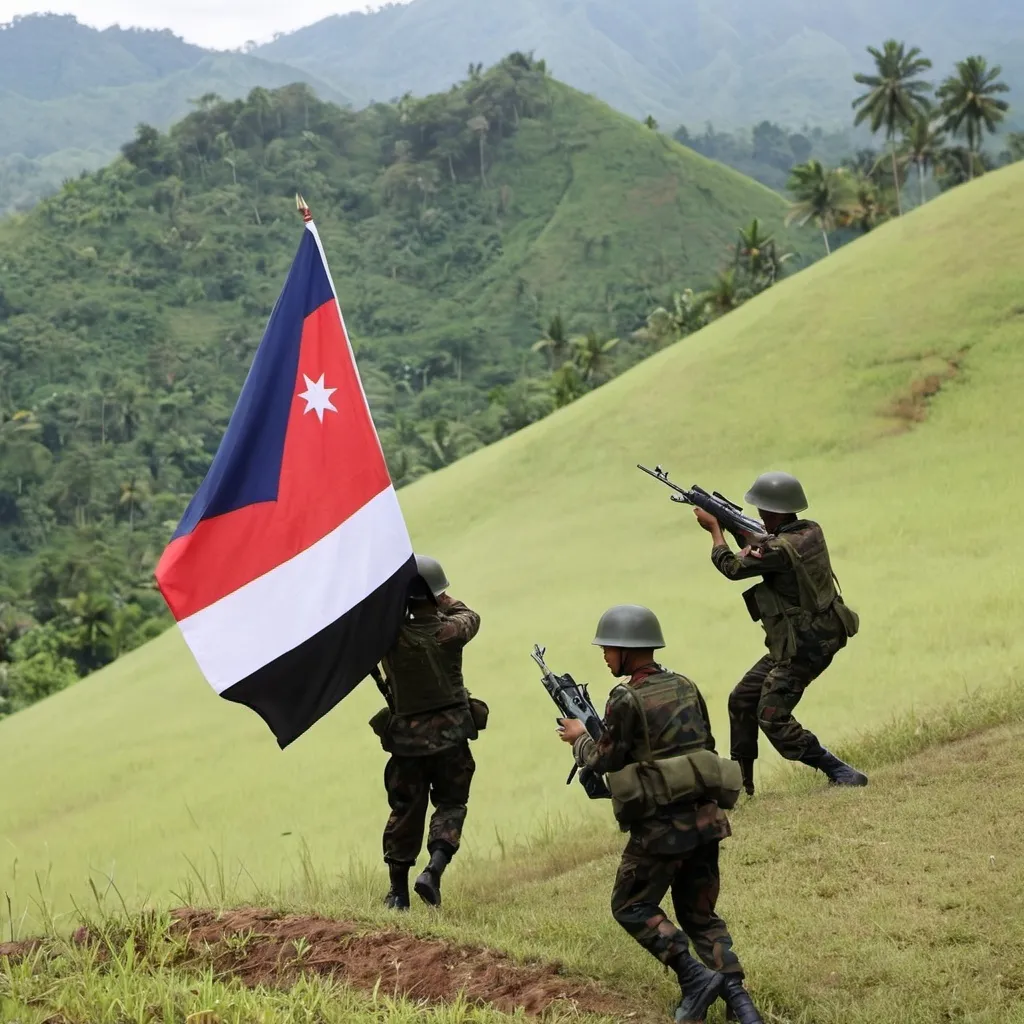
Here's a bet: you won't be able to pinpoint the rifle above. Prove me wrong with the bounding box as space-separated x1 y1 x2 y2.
637 464 767 547
531 644 611 800
369 665 393 711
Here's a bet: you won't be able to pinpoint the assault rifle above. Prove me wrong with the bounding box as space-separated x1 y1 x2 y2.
531 644 611 800
637 464 767 547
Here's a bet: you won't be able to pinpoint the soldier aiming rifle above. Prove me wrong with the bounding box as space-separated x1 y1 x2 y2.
641 465 868 795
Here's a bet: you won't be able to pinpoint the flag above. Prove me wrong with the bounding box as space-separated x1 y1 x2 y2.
155 213 416 748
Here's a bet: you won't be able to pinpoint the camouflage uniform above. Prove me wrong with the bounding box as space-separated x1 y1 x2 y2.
573 664 743 976
711 520 857 764
378 594 481 868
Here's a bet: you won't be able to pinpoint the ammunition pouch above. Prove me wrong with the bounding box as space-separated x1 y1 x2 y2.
368 707 395 752
468 696 489 731
750 582 799 661
833 598 859 638
606 750 742 826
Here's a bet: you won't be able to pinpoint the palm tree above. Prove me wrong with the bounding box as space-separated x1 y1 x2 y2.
704 269 748 319
936 56 1010 181
852 40 933 215
899 115 946 205
935 145 992 190
634 289 708 350
467 115 489 185
785 161 856 255
119 474 151 530
570 330 619 383
531 314 570 370
734 218 795 290
550 363 586 408
58 591 114 673
1000 132 1024 165
842 172 889 234
419 418 481 470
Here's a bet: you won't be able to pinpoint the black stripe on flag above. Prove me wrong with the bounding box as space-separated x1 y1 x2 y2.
221 554 417 748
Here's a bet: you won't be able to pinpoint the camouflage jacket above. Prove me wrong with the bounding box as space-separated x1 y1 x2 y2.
711 519 854 658
381 594 481 757
573 664 731 854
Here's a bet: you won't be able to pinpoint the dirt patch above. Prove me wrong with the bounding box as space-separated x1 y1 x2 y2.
885 352 964 426
171 907 642 1019
0 938 40 960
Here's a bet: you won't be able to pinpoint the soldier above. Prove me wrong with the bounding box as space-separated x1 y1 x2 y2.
692 471 868 795
557 605 763 1024
369 554 486 910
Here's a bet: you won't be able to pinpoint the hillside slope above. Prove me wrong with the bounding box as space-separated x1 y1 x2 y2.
0 58 803 675
2 161 1022 923
258 0 1024 130
4 674 1024 1023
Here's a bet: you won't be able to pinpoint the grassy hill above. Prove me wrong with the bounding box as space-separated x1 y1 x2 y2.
5 693 1024 1023
0 56 807 714
2 157 1022 956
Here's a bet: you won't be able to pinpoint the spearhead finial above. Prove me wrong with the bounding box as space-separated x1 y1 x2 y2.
295 193 312 223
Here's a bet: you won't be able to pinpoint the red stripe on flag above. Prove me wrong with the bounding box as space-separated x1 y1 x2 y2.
157 300 390 620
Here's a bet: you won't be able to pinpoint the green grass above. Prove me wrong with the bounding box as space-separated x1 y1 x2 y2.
461 87 815 321
5 685 1024 1023
2 162 1024 938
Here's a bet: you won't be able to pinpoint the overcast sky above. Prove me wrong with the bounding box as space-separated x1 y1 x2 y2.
0 1 403 49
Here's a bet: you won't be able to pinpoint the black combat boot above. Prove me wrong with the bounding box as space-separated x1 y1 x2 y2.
672 952 725 1023
414 847 451 907
722 974 764 1023
806 748 869 787
736 758 755 797
383 864 410 910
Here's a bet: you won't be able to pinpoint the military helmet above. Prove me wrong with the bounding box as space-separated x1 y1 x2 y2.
592 604 666 649
414 554 450 597
744 471 808 514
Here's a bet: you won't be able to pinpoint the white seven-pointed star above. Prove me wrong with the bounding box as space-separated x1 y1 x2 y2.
297 373 338 423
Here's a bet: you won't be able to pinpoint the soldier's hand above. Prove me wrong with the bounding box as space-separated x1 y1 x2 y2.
435 592 454 609
693 508 718 532
557 718 586 744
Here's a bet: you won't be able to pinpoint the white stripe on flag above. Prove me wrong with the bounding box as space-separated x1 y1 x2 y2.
178 486 412 694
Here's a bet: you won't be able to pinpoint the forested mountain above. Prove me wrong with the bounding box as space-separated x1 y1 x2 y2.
258 0 1024 131
0 57 808 714
5 3 1023 212
0 14 347 212
0 14 206 100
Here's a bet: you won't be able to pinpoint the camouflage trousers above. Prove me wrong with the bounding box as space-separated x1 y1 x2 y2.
610 837 742 975
382 743 475 867
728 641 842 762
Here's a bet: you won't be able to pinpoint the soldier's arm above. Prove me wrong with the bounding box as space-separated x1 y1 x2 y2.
571 689 634 775
710 539 791 580
694 686 718 753
435 594 481 646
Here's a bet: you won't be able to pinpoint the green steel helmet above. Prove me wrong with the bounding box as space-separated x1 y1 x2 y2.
414 554 450 597
591 604 666 649
744 471 808 514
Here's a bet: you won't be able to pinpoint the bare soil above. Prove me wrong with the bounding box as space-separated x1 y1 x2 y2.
170 907 642 1018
